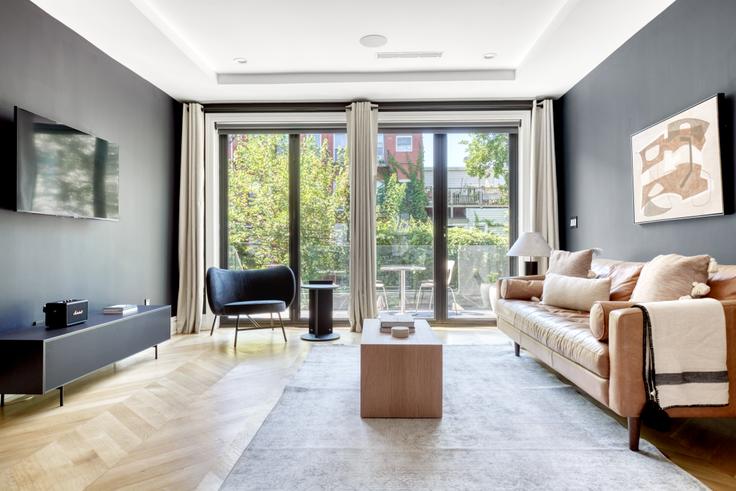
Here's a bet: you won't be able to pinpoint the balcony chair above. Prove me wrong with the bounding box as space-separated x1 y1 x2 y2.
376 280 390 310
206 265 296 348
414 260 459 313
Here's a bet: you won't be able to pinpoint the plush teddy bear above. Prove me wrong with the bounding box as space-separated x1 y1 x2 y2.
709 257 719 274
679 281 711 300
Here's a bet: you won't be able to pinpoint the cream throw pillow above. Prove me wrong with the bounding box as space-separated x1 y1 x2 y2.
547 249 594 278
542 273 611 312
630 254 710 302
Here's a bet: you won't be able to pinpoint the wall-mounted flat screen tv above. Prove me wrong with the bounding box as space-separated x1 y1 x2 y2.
15 107 119 220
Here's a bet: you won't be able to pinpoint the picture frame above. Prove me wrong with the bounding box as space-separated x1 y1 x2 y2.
630 94 724 224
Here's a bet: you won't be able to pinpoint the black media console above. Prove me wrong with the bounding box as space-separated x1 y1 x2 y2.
0 305 171 407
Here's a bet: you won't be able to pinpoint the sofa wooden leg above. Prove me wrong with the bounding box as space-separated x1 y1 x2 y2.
628 416 641 451
514 342 520 357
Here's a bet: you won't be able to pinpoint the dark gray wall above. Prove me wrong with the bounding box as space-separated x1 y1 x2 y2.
0 0 179 328
557 0 736 263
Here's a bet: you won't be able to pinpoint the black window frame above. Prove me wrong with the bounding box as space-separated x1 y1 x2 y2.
377 127 518 324
219 125 519 327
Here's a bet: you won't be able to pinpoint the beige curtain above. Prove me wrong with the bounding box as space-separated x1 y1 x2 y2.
176 102 205 334
530 99 559 268
347 101 378 332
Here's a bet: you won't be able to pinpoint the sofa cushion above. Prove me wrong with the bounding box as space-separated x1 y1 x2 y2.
547 249 594 278
497 299 609 378
589 301 635 341
591 258 644 301
542 274 610 312
222 300 286 315
708 264 736 300
500 278 544 300
630 254 710 302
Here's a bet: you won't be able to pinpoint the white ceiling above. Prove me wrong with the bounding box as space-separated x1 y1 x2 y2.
30 0 675 103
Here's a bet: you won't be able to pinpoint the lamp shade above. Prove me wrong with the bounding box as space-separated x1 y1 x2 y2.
507 232 552 258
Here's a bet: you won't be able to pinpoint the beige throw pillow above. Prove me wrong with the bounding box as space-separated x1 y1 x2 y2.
547 249 594 278
629 254 710 302
542 273 611 312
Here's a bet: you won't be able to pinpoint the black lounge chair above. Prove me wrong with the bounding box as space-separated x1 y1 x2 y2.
206 265 295 348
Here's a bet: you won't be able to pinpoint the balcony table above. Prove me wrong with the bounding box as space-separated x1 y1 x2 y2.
379 265 426 314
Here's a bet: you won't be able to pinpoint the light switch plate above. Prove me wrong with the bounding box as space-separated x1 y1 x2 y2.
570 216 578 228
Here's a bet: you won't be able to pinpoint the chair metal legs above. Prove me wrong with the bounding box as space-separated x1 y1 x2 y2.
278 312 287 342
234 315 240 348
377 284 389 311
210 315 217 336
232 313 288 349
449 287 459 314
415 284 434 312
414 285 458 313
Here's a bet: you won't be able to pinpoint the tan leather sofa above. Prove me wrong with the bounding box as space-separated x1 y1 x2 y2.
495 258 736 451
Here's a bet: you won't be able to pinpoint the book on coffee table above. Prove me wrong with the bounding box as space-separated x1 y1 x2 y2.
379 313 415 333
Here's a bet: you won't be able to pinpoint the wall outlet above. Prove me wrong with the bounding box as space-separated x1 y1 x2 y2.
144 298 151 306
570 216 578 228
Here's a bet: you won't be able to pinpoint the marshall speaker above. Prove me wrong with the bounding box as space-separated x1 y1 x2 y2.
43 299 89 328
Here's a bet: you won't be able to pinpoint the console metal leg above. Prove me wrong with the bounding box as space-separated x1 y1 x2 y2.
154 345 158 359
58 387 64 407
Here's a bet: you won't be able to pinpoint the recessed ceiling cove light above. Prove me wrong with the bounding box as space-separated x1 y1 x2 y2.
360 34 388 48
483 52 497 60
377 51 443 59
233 57 248 64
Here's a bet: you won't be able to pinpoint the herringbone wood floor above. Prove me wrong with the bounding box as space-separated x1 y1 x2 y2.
0 326 734 490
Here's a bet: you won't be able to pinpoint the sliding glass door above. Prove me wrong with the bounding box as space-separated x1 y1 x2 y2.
445 132 514 319
222 131 349 321
224 133 290 319
376 129 516 322
375 133 435 318
299 133 349 320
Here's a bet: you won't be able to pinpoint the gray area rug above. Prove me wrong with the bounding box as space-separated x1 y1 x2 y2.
223 345 704 490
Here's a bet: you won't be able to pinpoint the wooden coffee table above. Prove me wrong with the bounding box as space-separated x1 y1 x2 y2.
360 319 442 418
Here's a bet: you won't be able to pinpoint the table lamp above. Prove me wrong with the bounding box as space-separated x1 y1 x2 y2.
507 232 552 275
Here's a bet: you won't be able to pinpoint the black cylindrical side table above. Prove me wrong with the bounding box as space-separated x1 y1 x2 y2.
301 282 340 342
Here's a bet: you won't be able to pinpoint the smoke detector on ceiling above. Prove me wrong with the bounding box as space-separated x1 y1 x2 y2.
376 51 443 59
360 34 388 48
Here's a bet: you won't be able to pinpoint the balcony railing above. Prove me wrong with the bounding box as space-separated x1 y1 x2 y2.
425 186 506 207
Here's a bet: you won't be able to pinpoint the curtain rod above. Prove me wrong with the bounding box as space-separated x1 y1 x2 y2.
203 100 534 113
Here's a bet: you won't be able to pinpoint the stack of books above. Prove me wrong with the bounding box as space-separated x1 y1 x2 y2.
103 304 138 315
379 313 415 333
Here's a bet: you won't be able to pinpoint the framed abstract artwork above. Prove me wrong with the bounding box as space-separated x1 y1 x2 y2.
631 94 724 224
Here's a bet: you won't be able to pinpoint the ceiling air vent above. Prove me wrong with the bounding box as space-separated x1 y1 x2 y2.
376 51 443 59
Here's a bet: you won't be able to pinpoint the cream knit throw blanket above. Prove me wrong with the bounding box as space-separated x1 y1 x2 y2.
635 298 729 409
